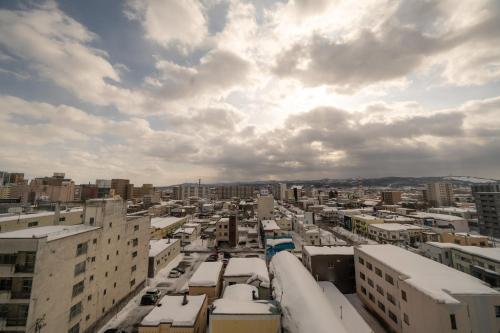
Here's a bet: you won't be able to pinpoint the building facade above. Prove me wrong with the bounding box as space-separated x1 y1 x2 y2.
472 183 500 237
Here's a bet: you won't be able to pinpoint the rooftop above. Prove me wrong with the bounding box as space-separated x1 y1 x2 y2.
149 239 180 257
369 223 424 231
140 294 206 327
150 216 185 229
409 212 467 221
357 245 499 303
304 246 354 256
174 227 195 235
0 224 99 241
222 284 258 301
189 262 223 287
0 208 83 224
426 242 500 261
224 257 269 285
261 220 280 231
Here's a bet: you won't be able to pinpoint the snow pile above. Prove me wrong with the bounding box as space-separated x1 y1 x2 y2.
213 284 277 315
188 261 223 287
141 294 206 327
269 251 349 333
224 258 270 286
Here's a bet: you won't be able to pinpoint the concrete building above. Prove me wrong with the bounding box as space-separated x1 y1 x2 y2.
0 198 150 333
173 227 196 245
381 191 402 205
408 212 469 233
355 244 500 333
216 216 238 247
367 223 426 246
424 182 453 207
421 242 500 287
440 232 489 246
139 294 207 333
472 183 500 237
223 258 270 299
96 179 112 198
257 195 274 221
302 246 355 293
0 208 84 233
148 239 181 278
279 183 287 202
29 173 76 203
210 284 281 333
188 261 223 304
352 214 384 236
150 216 188 239
111 179 133 201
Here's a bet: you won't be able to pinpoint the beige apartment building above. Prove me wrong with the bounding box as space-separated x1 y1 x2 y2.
355 245 500 333
257 195 274 221
424 182 453 207
0 198 150 333
29 173 76 203
367 223 426 246
148 239 181 278
381 191 402 205
352 214 384 236
0 208 84 233
441 232 489 246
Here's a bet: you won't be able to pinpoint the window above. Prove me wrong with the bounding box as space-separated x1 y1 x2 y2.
134 225 139 231
117 235 120 240
387 292 395 305
366 262 373 270
105 272 108 277
28 221 38 228
358 257 364 265
495 305 500 317
385 274 394 285
0 253 16 264
404 313 410 325
131 265 137 272
109 222 112 228
68 323 80 333
72 281 84 297
76 242 88 256
92 238 97 244
359 272 365 280
361 286 367 295
114 266 118 271
89 217 95 225
86 314 90 321
69 302 82 319
401 290 407 301
87 295 92 301
368 292 375 302
376 285 384 296
107 238 111 244
113 282 117 288
74 261 86 276
450 314 457 330
375 267 382 277
132 238 138 247
130 279 136 287
378 301 385 312
103 289 107 295
59 217 66 222
106 254 109 260
388 310 398 323
91 256 95 262
367 278 374 287
89 275 94 281
132 251 138 258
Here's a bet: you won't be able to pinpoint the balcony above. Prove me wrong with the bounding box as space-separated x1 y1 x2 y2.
0 290 11 300
14 265 34 274
11 291 31 299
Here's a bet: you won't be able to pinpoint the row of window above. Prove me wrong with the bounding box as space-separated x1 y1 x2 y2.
358 256 394 285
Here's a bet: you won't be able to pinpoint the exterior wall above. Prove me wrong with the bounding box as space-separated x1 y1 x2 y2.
148 240 181 278
441 233 488 246
352 215 384 236
210 314 280 333
150 216 188 239
354 247 500 333
0 209 84 233
189 284 221 304
216 218 229 243
303 253 355 293
257 196 274 221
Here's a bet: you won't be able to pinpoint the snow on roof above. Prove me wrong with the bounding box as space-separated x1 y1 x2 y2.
304 246 354 256
269 251 349 333
261 220 280 231
409 212 467 221
174 227 195 235
212 299 279 315
150 216 185 229
453 232 487 238
140 295 206 327
224 258 269 284
266 238 294 247
369 223 424 231
357 245 499 303
352 214 381 220
222 284 258 301
318 281 372 333
149 239 180 257
0 208 83 223
188 262 223 287
0 225 99 241
426 242 500 261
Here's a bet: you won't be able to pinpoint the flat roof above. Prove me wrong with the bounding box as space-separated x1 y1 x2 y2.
212 298 279 315
151 216 185 229
426 242 500 262
357 245 499 303
409 212 467 221
174 227 195 235
369 223 424 231
149 239 180 257
261 220 280 231
189 262 223 287
352 214 381 220
224 258 269 283
304 246 354 256
0 224 99 241
0 208 83 224
140 295 206 327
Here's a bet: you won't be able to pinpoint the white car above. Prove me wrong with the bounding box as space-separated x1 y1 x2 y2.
168 270 181 278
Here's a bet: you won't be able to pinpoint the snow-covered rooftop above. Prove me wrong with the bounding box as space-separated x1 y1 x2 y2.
269 251 350 333
261 220 280 231
150 216 185 229
174 227 195 235
426 242 500 261
357 245 499 303
266 238 294 247
224 258 269 285
212 299 279 315
369 223 424 231
149 239 180 257
352 214 381 220
222 284 258 301
188 262 223 287
304 246 354 256
0 208 83 223
0 224 99 241
140 294 206 327
409 212 467 221
318 281 372 333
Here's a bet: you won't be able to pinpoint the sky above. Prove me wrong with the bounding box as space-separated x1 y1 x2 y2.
0 0 500 185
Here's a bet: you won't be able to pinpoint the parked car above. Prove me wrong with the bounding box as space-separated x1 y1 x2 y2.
168 269 181 278
140 294 157 305
223 252 232 259
206 254 218 262
174 267 186 274
145 288 161 300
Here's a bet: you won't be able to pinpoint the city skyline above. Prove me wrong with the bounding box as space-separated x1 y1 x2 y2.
1 0 500 184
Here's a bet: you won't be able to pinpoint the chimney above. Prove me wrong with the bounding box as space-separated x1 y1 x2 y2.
182 292 189 306
252 290 257 300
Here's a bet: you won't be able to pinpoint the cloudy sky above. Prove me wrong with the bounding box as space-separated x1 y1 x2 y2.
1 0 500 185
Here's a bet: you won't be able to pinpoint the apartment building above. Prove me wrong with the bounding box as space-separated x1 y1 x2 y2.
355 245 500 333
367 223 426 247
0 208 84 233
407 212 469 233
29 172 76 203
216 216 238 247
111 179 133 201
0 198 150 333
424 182 453 207
257 195 274 221
472 183 500 237
148 239 181 278
188 261 223 304
381 191 402 205
440 232 489 246
352 214 384 236
150 216 188 239
421 242 500 287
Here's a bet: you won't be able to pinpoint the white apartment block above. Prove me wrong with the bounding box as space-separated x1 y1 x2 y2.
367 223 426 246
0 198 150 333
355 245 500 333
0 208 84 233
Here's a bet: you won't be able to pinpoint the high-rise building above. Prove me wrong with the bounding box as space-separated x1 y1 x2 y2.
96 179 112 198
111 179 133 201
472 183 500 237
279 183 287 201
0 198 150 333
257 195 274 221
381 191 402 205
29 172 75 203
424 182 453 207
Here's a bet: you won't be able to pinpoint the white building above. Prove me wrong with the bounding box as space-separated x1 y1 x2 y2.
148 239 181 278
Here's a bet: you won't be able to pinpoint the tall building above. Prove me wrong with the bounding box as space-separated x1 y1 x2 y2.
29 172 75 203
257 195 274 221
381 191 402 205
472 183 500 237
424 182 453 207
355 245 500 333
0 198 150 333
96 179 112 198
111 179 133 201
279 183 287 201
